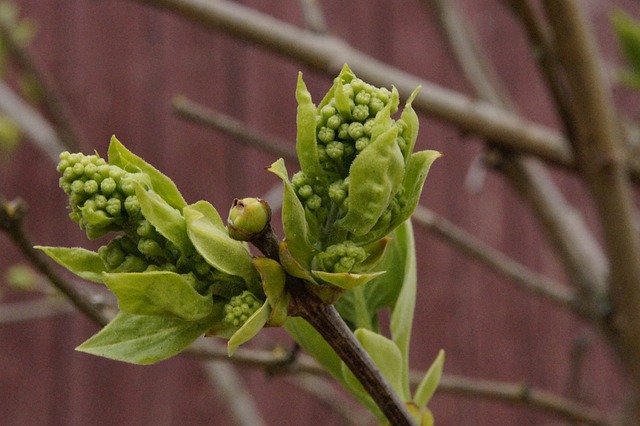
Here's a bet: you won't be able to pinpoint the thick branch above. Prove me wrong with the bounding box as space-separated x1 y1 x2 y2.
135 0 574 168
543 1 640 390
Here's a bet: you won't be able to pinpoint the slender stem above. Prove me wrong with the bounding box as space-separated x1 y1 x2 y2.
0 196 107 326
248 224 416 425
287 286 415 426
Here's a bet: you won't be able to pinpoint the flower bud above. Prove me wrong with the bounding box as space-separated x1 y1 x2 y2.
227 197 271 241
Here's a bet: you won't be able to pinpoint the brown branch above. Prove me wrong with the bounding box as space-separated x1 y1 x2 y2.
134 0 574 168
171 95 296 160
434 374 610 426
411 205 578 311
488 152 608 316
0 196 107 326
297 0 328 34
187 340 610 425
543 1 640 394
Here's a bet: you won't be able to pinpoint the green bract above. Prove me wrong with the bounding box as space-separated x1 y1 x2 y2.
270 64 440 293
38 137 277 363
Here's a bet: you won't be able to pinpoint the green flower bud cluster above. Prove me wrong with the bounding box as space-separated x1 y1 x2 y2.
223 290 262 327
314 241 367 273
57 151 150 239
272 65 439 288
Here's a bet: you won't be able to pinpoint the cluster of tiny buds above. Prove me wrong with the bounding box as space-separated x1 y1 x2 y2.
57 151 148 238
316 241 367 273
223 291 262 327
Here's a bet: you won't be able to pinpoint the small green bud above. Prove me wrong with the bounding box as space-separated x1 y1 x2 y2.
228 197 271 241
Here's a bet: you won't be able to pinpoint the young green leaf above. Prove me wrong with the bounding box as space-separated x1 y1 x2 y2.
413 350 445 408
399 86 421 158
107 135 187 210
134 183 193 255
184 200 260 294
338 124 404 236
340 328 407 414
268 159 317 268
77 311 216 364
390 220 418 397
312 270 385 290
227 301 270 356
103 271 214 321
295 73 323 178
35 246 107 283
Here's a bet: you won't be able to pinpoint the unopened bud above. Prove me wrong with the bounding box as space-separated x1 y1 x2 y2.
228 197 271 241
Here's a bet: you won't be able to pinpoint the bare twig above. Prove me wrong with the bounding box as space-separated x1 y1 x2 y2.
0 81 65 163
488 152 608 315
188 340 610 425
427 0 607 321
0 196 107 326
297 0 328 34
412 205 577 310
0 14 83 151
172 95 296 159
543 1 640 393
434 374 610 426
0 298 75 323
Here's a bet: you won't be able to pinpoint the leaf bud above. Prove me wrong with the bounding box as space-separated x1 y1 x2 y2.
228 197 271 241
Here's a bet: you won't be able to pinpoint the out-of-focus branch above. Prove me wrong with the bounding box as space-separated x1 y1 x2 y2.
412 205 579 312
543 1 640 393
0 195 107 326
0 298 74 323
488 153 608 313
0 81 65 162
172 95 295 159
0 14 83 151
434 374 610 426
423 0 606 320
297 0 327 34
427 0 513 109
135 0 574 168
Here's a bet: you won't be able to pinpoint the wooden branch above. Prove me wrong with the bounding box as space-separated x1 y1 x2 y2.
0 196 108 326
422 0 606 320
434 374 610 425
488 152 608 314
411 205 580 311
136 0 574 168
172 95 296 160
543 1 640 391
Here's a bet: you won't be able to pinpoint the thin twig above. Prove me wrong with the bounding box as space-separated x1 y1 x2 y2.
201 358 267 426
411 205 578 311
0 298 75 323
0 81 65 163
172 95 296 159
0 196 107 326
0 14 83 151
487 152 608 316
434 374 610 426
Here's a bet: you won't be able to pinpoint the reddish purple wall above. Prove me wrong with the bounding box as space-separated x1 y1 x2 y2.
2 0 639 424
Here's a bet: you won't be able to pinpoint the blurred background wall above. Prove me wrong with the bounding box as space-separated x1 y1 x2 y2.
1 0 639 424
